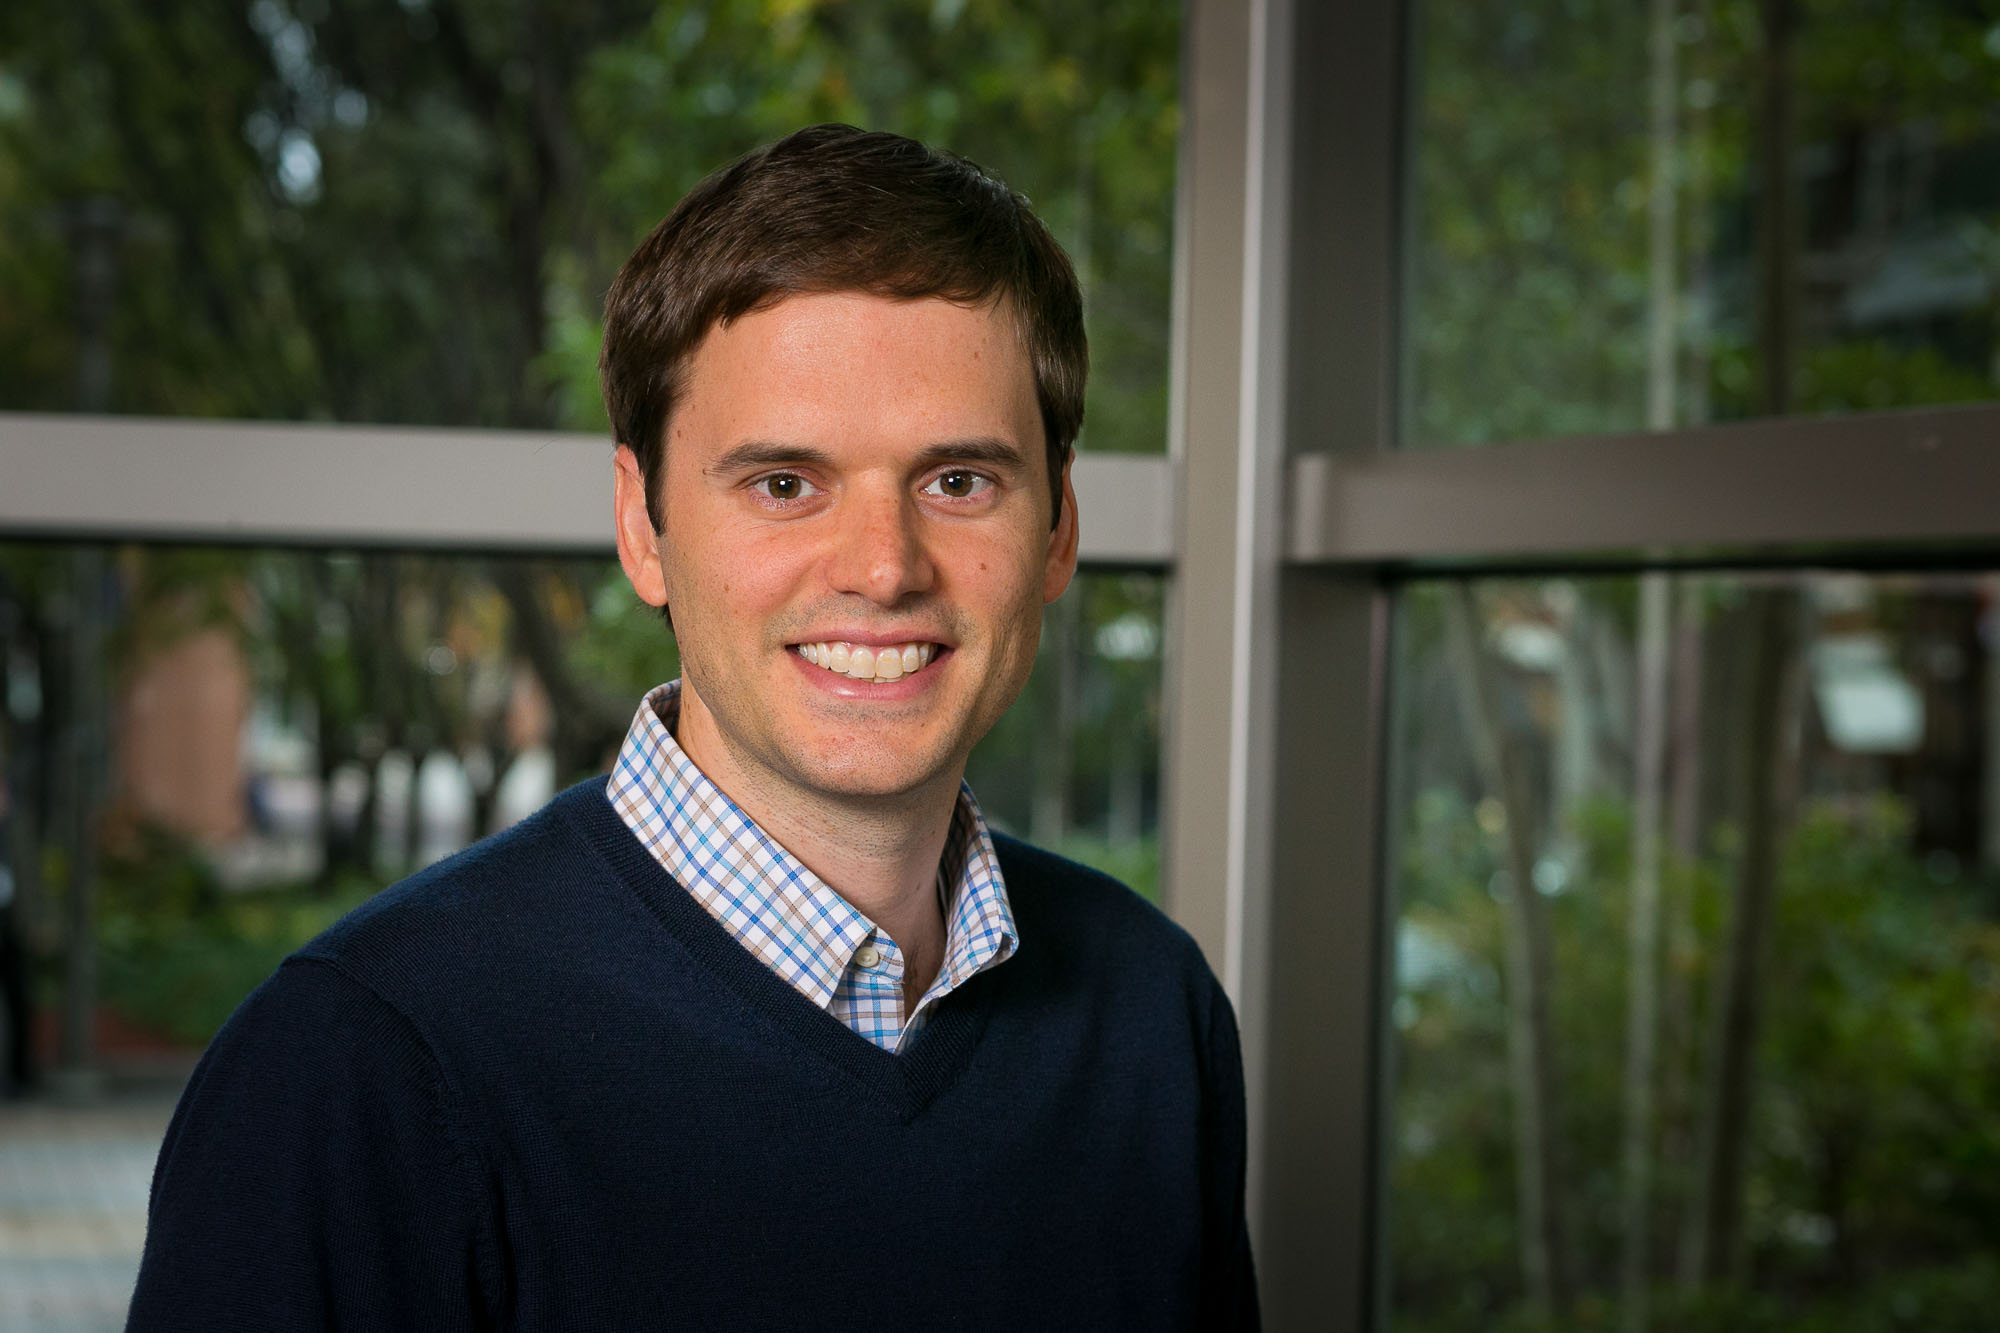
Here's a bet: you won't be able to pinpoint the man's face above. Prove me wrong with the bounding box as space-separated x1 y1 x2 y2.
614 291 1078 814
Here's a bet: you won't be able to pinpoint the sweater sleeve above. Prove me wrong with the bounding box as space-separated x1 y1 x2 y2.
127 957 499 1332
1200 980 1261 1331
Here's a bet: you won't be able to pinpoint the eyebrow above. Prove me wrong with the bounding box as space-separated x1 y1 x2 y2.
706 437 1030 476
707 441 838 476
911 437 1031 472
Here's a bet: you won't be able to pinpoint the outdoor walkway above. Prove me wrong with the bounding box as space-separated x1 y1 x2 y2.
0 1089 178 1332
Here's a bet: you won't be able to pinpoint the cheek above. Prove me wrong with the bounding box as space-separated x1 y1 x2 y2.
972 550 1051 660
665 526 809 626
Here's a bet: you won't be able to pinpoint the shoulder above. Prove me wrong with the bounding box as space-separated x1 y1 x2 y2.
991 832 1200 955
133 959 500 1326
288 777 632 1013
990 831 1227 1016
986 834 1247 1136
313 777 609 930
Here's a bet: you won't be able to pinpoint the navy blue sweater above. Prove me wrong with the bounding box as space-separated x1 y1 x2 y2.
128 780 1257 1330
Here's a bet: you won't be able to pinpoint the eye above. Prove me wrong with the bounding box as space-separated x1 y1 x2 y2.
924 470 992 500
753 472 820 501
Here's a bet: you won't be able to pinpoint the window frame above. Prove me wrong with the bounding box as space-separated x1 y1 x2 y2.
1164 1 2000 1328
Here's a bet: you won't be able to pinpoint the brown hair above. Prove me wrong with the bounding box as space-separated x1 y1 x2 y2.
600 123 1087 530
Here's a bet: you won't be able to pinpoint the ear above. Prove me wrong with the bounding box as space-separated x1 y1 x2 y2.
613 445 669 608
1042 459 1080 605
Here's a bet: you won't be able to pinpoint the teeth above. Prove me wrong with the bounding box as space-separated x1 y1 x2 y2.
797 640 937 683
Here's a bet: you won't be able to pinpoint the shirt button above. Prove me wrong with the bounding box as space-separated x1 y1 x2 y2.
854 944 883 969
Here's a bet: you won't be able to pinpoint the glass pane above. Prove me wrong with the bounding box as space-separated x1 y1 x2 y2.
1405 1 2000 447
0 542 1161 1314
969 571 1166 901
1388 571 2000 1329
0 2 1180 454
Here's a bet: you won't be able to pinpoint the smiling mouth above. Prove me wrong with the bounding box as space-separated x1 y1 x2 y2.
796 640 938 683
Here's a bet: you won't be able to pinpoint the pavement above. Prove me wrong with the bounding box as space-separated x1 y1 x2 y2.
0 1087 180 1333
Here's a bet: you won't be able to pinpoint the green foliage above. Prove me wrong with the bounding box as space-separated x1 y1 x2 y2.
94 824 382 1048
967 571 1163 853
1047 832 1159 905
567 0 1178 454
1392 787 1526 1319
1407 0 2000 448
1390 778 2000 1330
1760 799 2000 1276
0 0 1178 445
1651 1255 2000 1333
567 564 678 707
1401 1255 2000 1333
1792 339 1999 415
1407 0 1665 446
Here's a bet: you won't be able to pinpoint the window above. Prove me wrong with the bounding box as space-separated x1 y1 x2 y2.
1406 0 2000 448
1379 2 2000 1327
1389 571 2000 1328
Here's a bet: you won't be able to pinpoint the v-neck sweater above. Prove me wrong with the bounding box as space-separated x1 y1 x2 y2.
606 678 1017 1053
128 779 1259 1331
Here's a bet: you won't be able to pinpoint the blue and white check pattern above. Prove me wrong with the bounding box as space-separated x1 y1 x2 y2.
607 680 1017 1054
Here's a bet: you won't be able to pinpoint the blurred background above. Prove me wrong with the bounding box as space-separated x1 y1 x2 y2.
2 0 2000 1329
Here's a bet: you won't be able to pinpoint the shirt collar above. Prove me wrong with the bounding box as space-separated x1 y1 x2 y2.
606 680 1017 1014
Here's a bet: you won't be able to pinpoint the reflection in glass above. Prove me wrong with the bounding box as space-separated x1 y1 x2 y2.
1406 1 2000 447
1389 572 2000 1329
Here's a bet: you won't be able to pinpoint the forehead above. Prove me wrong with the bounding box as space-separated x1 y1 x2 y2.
671 291 1038 448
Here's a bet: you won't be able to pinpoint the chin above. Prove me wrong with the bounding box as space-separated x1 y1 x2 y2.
788 748 952 803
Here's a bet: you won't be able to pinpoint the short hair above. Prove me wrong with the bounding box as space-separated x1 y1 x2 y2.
600 123 1087 531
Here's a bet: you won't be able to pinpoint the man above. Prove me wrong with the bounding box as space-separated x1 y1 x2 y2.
129 124 1256 1330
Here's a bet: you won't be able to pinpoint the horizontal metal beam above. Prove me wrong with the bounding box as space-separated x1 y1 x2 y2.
1 415 609 551
1073 451 1176 566
1289 402 2000 568
0 413 1173 565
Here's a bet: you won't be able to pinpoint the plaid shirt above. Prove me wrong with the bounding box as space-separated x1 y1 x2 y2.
607 680 1017 1054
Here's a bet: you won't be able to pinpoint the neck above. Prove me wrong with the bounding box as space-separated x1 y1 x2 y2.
672 698 959 1005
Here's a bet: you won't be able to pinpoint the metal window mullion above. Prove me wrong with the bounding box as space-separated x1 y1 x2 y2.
0 413 1173 567
1164 0 1402 1328
1160 0 1284 1254
1288 402 2000 567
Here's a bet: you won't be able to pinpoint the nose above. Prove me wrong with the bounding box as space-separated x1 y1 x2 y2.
824 482 936 606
